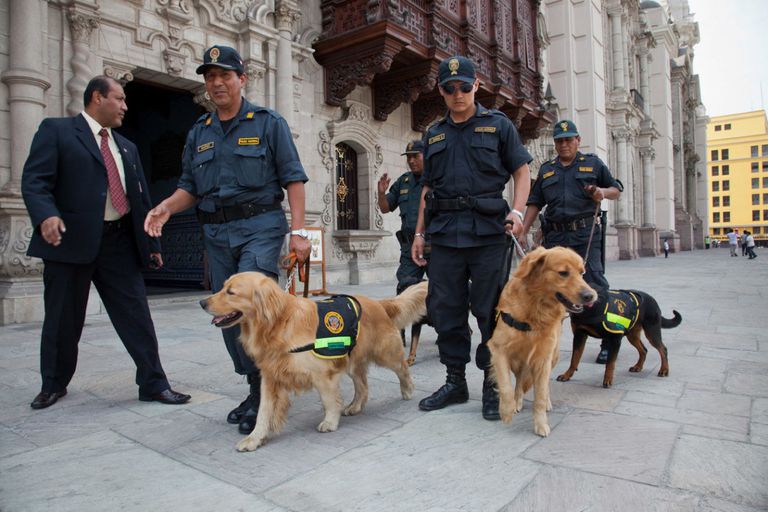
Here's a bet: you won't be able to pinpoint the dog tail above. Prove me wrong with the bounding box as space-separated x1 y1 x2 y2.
661 310 682 329
378 281 428 330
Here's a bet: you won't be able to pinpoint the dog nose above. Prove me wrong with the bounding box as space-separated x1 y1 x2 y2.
199 299 208 309
580 289 596 304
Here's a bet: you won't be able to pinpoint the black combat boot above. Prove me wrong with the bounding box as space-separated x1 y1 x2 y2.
481 369 500 421
236 372 261 434
227 372 260 424
418 365 469 411
595 343 609 364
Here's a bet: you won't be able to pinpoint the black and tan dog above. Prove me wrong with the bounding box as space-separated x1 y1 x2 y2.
557 288 682 388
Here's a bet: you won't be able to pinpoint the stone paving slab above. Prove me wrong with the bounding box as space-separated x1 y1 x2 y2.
0 250 766 511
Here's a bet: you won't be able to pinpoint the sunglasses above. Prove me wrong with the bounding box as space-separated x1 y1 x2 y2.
441 82 474 94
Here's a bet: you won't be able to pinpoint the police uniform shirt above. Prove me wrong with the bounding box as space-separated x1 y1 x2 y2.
528 151 619 224
384 171 423 233
422 102 532 248
177 97 308 241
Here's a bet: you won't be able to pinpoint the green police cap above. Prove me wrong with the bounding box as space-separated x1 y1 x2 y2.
553 120 579 139
401 140 425 155
438 56 476 86
196 45 244 75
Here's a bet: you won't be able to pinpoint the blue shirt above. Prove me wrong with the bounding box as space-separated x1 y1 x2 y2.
528 151 619 223
177 98 308 244
385 171 423 233
422 103 532 248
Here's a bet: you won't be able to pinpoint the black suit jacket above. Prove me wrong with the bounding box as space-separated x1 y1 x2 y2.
22 114 159 266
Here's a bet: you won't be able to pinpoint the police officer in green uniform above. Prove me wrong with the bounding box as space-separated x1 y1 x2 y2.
521 119 621 363
377 140 429 294
145 45 310 434
411 56 532 420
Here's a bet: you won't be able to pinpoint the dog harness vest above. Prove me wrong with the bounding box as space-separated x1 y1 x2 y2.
602 290 640 334
290 296 361 359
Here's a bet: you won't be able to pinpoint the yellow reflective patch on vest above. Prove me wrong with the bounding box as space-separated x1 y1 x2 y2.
197 142 214 152
578 167 593 173
474 126 497 133
429 133 445 144
238 137 260 145
543 171 555 179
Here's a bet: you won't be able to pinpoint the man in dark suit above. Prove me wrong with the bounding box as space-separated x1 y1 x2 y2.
21 75 190 409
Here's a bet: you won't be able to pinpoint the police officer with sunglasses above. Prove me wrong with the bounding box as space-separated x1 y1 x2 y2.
411 56 532 420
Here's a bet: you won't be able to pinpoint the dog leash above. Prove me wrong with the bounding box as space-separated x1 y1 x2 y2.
582 202 601 268
280 252 310 297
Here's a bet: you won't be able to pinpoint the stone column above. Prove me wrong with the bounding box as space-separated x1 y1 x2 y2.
609 9 625 91
640 147 655 227
638 49 651 116
65 6 100 116
613 129 631 224
274 0 300 124
0 0 50 324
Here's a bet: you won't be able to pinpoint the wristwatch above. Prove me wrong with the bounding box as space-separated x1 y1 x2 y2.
290 228 309 239
511 209 524 221
414 232 426 238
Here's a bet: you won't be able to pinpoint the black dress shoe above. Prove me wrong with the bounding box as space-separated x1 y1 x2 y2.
418 381 469 411
31 389 67 410
139 388 191 405
595 349 609 365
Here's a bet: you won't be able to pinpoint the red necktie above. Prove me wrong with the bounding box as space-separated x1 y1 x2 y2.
99 128 129 216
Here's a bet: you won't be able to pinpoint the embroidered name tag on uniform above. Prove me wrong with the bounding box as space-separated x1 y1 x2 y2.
429 133 445 144
197 142 214 152
543 171 555 179
238 137 260 145
578 167 593 173
475 126 497 133
400 189 408 194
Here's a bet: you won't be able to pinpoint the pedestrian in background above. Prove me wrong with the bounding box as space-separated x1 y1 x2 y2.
663 239 670 258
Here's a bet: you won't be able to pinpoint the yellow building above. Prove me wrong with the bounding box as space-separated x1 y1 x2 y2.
707 110 768 244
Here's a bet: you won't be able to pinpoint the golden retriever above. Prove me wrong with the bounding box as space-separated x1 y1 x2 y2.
200 272 427 452
487 247 597 437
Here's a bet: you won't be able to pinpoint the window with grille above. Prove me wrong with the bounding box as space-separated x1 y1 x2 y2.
335 143 359 230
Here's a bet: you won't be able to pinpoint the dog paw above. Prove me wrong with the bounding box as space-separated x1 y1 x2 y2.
602 380 612 388
657 368 669 377
546 399 552 412
317 420 339 432
236 436 265 452
406 356 416 366
534 422 551 437
629 365 643 373
499 402 516 424
342 404 362 416
556 373 571 382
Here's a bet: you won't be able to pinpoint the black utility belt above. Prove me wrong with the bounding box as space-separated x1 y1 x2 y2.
428 196 506 214
546 216 599 233
197 201 281 225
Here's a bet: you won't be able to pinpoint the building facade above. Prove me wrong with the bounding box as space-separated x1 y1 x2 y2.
0 0 706 324
706 110 768 244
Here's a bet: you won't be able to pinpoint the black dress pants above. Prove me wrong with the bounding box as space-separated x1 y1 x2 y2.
39 221 169 395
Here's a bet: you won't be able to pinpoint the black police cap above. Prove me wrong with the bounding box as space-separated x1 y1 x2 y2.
196 45 244 75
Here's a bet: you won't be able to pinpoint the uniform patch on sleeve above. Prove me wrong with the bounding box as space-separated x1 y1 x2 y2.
429 133 445 144
238 137 260 145
543 170 555 179
197 142 214 152
578 167 593 173
474 126 497 133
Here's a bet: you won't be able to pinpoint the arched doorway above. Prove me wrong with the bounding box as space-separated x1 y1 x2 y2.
117 80 207 291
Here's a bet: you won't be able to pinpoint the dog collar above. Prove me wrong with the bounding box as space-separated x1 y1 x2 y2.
499 311 531 332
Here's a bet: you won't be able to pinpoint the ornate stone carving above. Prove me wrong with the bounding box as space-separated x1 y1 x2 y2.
324 53 394 107
0 208 42 278
206 0 253 23
67 9 99 44
162 50 186 76
103 65 135 84
275 0 301 31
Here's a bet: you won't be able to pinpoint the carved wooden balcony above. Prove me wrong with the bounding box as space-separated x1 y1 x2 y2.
312 0 555 139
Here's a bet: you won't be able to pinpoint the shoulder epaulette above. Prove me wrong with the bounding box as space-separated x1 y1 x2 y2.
196 113 212 125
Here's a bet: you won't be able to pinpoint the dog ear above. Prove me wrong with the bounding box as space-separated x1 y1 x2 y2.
251 277 286 326
514 247 548 281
